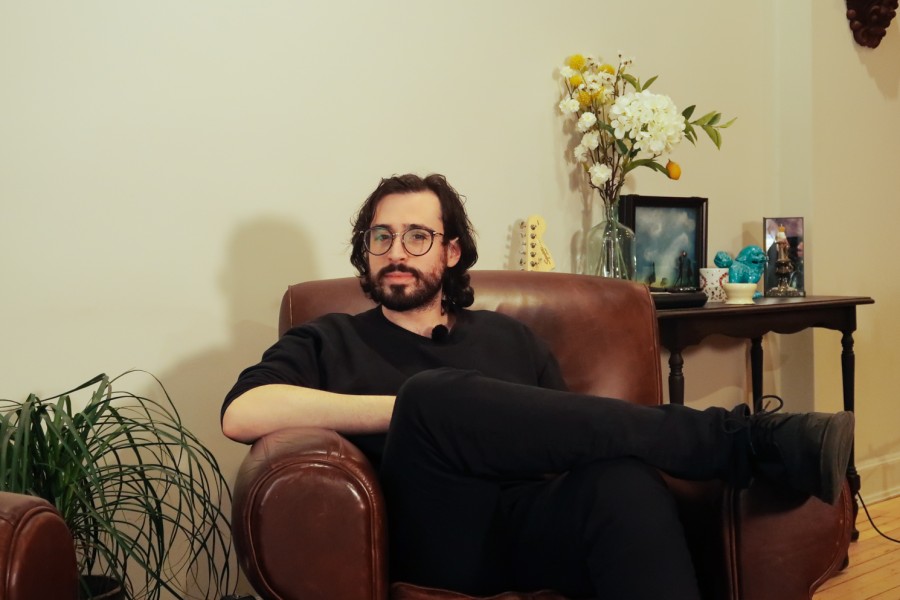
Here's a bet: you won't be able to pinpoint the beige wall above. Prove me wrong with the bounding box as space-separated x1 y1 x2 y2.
2 0 898 593
811 4 900 498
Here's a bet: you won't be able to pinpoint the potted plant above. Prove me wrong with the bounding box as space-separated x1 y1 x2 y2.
0 371 235 600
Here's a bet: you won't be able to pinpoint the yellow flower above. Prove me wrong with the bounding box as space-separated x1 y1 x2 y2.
666 160 682 180
568 74 584 87
576 89 592 108
599 63 615 75
566 54 586 71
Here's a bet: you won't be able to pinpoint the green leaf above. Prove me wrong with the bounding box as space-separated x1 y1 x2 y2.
701 124 723 149
682 105 696 120
621 73 639 90
707 112 721 126
641 75 658 91
683 124 697 145
691 111 719 126
624 159 668 175
719 117 737 128
597 121 616 135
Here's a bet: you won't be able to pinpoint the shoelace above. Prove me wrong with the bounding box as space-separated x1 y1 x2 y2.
749 394 787 458
721 394 786 436
758 394 784 414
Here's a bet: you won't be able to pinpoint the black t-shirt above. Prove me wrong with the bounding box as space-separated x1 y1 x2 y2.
223 307 567 466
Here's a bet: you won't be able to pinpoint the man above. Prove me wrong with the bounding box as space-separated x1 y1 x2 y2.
222 173 854 600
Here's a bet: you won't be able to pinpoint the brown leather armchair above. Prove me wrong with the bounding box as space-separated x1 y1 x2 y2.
0 491 78 600
231 271 852 600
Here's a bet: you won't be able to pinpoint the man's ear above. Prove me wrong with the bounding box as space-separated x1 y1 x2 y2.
447 238 461 267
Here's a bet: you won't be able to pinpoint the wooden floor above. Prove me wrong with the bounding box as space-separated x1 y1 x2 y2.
814 494 900 599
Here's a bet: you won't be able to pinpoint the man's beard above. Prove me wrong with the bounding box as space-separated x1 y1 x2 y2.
368 263 445 312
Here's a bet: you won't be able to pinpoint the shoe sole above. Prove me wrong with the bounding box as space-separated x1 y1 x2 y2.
819 411 855 504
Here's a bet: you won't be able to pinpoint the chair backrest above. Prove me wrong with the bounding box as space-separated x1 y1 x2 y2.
279 270 663 406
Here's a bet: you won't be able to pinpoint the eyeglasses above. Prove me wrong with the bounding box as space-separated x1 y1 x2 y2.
363 226 445 256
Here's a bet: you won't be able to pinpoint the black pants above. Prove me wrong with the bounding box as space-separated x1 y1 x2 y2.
379 368 750 600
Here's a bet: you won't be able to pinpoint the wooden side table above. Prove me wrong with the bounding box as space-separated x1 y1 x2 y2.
655 295 874 536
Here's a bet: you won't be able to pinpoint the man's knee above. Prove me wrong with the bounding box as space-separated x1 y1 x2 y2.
394 368 478 419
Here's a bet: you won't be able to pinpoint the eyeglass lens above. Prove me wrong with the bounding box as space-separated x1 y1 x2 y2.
365 227 437 256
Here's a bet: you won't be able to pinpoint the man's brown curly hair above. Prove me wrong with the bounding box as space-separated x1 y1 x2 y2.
350 173 478 311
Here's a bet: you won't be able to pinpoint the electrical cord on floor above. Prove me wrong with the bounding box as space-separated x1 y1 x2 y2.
857 492 900 543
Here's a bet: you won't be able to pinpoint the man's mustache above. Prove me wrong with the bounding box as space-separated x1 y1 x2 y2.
376 264 421 282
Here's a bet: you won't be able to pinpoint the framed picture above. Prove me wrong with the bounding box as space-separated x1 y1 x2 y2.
620 195 708 290
763 216 805 296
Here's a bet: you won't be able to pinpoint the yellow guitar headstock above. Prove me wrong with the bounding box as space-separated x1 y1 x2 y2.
519 214 555 272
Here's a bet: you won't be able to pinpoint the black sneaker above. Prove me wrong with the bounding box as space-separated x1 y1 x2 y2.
749 395 854 504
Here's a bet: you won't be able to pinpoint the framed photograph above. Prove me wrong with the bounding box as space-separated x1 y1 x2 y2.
763 217 805 296
619 195 708 290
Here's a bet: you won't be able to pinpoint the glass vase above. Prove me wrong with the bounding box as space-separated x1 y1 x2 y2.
584 197 636 280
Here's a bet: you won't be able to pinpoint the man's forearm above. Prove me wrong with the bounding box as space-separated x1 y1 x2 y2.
221 384 395 443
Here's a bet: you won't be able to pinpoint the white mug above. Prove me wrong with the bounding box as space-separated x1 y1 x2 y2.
699 268 729 302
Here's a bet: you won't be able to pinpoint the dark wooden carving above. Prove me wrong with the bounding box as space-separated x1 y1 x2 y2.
846 0 898 48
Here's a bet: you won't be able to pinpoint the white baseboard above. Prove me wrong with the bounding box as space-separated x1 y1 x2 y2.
857 452 900 503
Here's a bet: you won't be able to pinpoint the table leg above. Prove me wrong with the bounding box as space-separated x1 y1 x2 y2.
751 336 763 413
841 331 860 541
667 350 685 405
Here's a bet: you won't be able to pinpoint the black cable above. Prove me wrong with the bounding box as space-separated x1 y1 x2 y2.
857 492 900 544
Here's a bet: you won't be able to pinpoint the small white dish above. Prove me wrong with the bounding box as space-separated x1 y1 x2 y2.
722 282 758 305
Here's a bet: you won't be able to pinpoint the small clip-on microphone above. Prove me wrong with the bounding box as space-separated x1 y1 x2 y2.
431 324 449 342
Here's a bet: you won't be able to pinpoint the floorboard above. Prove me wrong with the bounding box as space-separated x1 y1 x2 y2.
814 495 900 599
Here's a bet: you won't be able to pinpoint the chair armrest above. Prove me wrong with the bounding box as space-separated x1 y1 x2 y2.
662 476 851 600
725 479 853 600
0 491 78 600
232 428 388 600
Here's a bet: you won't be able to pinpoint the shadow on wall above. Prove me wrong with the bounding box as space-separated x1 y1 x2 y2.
856 20 900 99
158 214 322 495
154 216 323 594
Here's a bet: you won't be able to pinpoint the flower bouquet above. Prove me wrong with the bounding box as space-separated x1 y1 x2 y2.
558 52 734 279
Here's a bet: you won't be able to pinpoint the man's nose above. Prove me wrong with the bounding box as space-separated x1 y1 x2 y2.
386 235 407 260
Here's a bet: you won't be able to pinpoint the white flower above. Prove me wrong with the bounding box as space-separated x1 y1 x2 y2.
610 91 685 155
576 112 597 133
560 66 577 78
558 97 580 115
573 144 590 163
581 130 600 150
589 163 612 187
